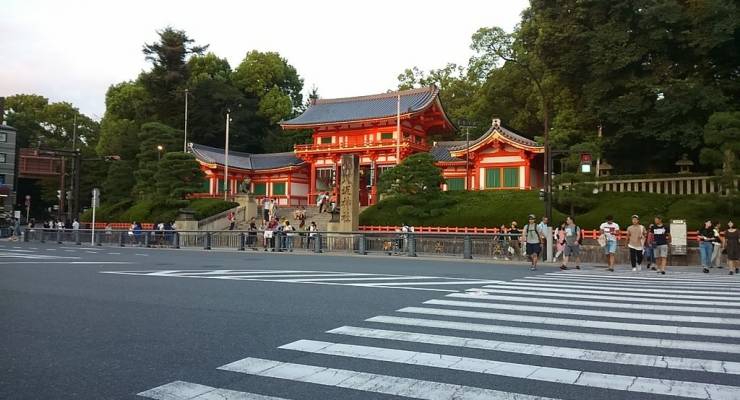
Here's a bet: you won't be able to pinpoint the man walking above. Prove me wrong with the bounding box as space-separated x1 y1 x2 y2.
522 214 544 271
600 215 620 271
561 216 582 270
650 216 670 275
626 215 646 272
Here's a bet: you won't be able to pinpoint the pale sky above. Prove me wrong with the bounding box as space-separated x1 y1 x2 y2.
1 0 529 119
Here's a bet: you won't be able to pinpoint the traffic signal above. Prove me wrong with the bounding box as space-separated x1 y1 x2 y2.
56 190 62 199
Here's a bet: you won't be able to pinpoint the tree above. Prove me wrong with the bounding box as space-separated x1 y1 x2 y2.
701 111 740 198
231 50 304 112
102 160 137 204
139 27 207 127
377 153 444 196
154 152 205 200
133 122 182 197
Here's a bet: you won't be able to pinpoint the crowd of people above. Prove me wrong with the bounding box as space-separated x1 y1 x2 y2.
516 213 738 275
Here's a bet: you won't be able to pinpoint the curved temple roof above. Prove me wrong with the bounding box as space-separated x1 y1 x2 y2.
431 120 543 162
190 143 304 171
281 86 448 128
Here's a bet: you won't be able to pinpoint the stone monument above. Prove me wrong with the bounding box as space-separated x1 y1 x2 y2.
337 154 360 232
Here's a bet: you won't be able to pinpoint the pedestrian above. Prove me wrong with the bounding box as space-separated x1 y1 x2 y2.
561 216 582 270
698 219 717 273
522 214 544 271
599 215 620 272
72 219 80 230
307 221 318 249
228 211 236 230
316 192 325 213
643 225 656 270
711 223 723 268
284 220 296 252
722 220 738 275
650 216 670 275
57 220 64 231
133 222 143 246
626 214 646 272
264 217 278 251
553 221 566 262
262 196 271 222
537 216 550 261
508 221 521 257
247 219 258 250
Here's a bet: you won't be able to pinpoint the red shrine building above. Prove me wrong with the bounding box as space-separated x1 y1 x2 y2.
190 86 544 206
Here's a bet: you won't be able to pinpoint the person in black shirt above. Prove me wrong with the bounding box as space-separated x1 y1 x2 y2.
698 219 717 273
649 217 670 274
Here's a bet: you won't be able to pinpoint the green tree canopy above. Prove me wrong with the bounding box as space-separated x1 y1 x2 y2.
378 153 444 196
133 122 182 198
154 152 205 200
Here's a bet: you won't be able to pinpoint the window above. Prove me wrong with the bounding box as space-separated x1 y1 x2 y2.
272 182 286 195
0 153 5 163
446 178 465 191
485 168 501 188
253 183 266 195
0 132 6 142
320 137 332 144
503 167 519 188
380 132 394 140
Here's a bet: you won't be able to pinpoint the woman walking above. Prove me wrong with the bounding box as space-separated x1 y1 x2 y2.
698 220 717 273
722 221 739 275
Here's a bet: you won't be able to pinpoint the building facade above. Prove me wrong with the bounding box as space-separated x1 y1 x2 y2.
191 86 544 205
0 124 18 215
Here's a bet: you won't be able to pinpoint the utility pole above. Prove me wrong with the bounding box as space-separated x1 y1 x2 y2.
395 94 401 164
184 89 189 152
595 124 602 178
224 110 230 201
457 120 477 190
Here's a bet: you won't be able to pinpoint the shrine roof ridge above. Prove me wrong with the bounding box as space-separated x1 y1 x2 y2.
190 143 303 171
281 85 442 128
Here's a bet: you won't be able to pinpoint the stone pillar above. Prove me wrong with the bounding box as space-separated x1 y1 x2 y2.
337 154 359 232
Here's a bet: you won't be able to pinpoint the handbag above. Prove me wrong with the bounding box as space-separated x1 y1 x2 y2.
264 230 274 239
597 234 607 247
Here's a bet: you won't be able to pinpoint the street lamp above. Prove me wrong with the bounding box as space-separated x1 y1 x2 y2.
157 145 164 161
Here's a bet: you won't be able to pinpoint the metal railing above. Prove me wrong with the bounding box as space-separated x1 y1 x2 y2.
21 228 530 261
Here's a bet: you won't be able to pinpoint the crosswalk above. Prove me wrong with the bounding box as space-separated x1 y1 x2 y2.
138 270 740 400
101 269 506 292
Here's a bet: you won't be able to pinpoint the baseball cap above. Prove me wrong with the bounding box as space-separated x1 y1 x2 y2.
631 214 639 219
528 214 536 219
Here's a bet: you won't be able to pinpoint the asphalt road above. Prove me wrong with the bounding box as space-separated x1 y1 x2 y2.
1 241 740 400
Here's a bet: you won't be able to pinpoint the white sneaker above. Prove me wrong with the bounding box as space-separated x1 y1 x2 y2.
632 267 636 272
638 265 642 272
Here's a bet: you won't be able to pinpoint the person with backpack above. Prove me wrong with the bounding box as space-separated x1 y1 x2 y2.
522 214 544 271
561 216 582 270
626 215 646 272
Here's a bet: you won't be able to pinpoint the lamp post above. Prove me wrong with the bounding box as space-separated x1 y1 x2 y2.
183 89 190 153
157 145 163 161
458 120 477 190
224 109 231 201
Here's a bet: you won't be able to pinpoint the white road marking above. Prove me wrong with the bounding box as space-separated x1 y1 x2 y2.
546 271 736 282
45 248 56 251
424 299 740 325
522 275 740 288
360 280 506 286
5 261 132 264
223 273 383 279
107 252 121 255
368 315 740 353
328 325 740 375
135 253 148 256
219 357 560 400
139 380 290 400
481 284 732 301
398 307 740 338
280 275 440 282
279 340 740 400
469 287 738 307
497 281 740 296
447 292 740 315
64 249 76 252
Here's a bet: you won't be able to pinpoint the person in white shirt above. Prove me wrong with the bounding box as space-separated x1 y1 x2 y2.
599 215 621 271
72 220 80 230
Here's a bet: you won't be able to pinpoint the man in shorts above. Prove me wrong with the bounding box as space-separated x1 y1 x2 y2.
522 214 544 271
626 214 646 272
561 216 582 270
650 216 670 275
599 215 620 271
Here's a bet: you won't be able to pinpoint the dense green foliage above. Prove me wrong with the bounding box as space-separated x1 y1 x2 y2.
80 198 238 223
398 1 739 173
377 153 444 196
154 153 205 200
360 191 737 230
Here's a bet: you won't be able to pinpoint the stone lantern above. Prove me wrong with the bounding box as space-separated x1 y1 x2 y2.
675 154 694 174
598 159 613 177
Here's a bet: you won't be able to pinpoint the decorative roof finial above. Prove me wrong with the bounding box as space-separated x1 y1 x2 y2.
492 118 501 129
